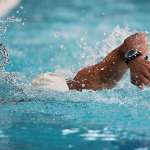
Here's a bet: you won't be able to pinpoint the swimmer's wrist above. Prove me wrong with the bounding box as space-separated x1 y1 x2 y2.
128 56 143 68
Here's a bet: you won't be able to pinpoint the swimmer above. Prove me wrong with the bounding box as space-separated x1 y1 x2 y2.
2 33 149 91
32 33 150 91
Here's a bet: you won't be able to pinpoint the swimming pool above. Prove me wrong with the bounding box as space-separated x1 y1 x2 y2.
1 0 150 149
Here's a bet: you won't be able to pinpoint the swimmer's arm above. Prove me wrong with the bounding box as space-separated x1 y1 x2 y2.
68 33 150 91
100 33 150 90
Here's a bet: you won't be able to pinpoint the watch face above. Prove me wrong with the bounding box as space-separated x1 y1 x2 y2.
125 49 137 58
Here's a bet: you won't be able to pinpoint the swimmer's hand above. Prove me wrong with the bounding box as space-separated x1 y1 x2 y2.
128 56 150 90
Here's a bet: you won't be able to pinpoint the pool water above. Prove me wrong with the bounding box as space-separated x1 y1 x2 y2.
1 0 150 149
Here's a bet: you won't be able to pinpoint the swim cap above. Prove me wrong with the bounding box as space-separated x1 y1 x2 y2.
32 72 69 92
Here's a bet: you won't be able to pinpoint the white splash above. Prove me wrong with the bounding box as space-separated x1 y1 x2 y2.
62 128 79 135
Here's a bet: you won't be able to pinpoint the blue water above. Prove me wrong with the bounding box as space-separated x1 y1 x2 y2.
1 0 150 149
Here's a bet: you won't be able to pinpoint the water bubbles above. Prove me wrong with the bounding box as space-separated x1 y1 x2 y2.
16 10 19 13
22 22 25 25
50 55 54 61
15 18 22 22
69 145 73 148
81 36 85 42
82 84 85 87
4 27 7 33
145 31 149 34
20 6 24 9
101 68 104 70
60 45 64 49
77 41 82 48
55 34 58 38
0 17 22 24
60 45 66 51
0 44 12 69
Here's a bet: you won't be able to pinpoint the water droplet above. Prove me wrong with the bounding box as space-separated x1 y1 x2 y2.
20 6 24 9
4 37 5 39
60 45 64 49
4 27 7 33
69 145 73 148
60 45 66 51
22 22 25 25
104 33 106 35
55 34 58 38
145 31 149 34
81 36 85 41
16 10 19 13
113 62 115 64
101 68 104 70
82 84 85 87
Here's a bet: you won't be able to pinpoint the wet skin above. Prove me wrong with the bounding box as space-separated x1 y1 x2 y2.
67 33 150 91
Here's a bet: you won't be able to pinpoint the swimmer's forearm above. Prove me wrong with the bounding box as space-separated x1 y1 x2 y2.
99 33 149 89
99 44 128 89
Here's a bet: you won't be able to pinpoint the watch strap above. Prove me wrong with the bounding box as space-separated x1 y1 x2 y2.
125 50 148 65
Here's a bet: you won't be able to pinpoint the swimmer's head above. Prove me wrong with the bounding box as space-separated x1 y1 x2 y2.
32 72 69 92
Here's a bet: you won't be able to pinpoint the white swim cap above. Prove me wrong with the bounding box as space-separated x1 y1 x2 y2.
32 72 69 92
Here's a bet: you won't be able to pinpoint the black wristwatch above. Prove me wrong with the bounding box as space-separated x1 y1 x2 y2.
125 49 148 65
